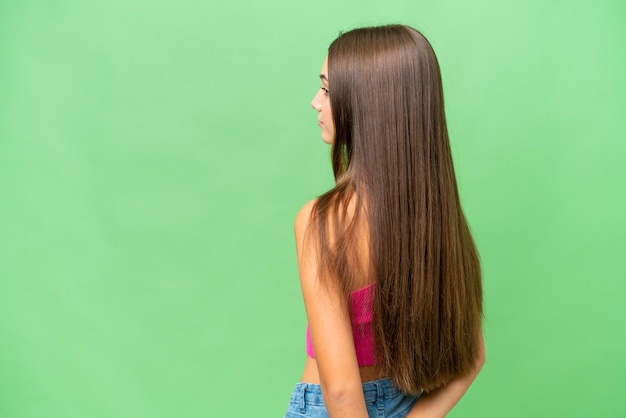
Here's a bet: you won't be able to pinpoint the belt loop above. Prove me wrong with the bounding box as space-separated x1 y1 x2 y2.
299 383 308 414
376 381 385 417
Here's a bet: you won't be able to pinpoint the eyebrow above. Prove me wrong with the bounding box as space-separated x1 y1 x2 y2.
319 74 328 81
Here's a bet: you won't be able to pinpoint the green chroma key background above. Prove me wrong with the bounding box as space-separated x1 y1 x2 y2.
1 1 624 417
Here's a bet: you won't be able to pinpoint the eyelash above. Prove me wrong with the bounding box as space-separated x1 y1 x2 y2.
320 86 330 95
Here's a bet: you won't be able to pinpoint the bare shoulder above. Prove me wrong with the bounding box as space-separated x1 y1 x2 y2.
294 199 317 238
293 199 321 285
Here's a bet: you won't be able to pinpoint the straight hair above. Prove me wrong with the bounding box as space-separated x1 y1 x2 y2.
311 25 483 394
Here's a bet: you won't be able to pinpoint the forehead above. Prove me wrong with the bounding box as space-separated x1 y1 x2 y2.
320 57 329 81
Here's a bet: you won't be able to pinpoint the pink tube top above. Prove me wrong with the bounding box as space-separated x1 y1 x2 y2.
306 282 377 366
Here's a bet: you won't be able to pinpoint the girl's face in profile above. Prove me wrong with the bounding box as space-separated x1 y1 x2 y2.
311 57 335 144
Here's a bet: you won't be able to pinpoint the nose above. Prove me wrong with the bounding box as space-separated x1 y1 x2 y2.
311 92 322 111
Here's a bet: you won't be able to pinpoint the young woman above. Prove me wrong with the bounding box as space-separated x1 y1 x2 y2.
285 24 485 418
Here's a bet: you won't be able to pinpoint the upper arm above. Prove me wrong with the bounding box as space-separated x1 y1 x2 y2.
294 200 366 407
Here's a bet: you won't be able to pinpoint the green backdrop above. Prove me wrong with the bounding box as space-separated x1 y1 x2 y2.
1 1 624 417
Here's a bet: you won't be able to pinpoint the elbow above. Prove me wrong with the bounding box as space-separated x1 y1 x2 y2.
463 344 484 381
475 338 486 371
476 348 485 371
321 381 362 407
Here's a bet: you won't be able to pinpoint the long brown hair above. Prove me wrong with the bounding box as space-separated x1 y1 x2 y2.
311 25 483 394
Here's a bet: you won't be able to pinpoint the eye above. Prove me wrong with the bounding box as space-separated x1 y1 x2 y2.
320 86 330 96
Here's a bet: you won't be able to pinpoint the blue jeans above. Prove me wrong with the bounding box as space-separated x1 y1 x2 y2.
284 377 422 418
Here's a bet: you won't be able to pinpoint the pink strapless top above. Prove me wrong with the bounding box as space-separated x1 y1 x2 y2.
306 282 377 366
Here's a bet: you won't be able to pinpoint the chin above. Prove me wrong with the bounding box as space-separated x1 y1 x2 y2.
321 134 335 145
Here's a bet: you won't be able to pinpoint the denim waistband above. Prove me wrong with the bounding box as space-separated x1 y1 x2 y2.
290 377 407 406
